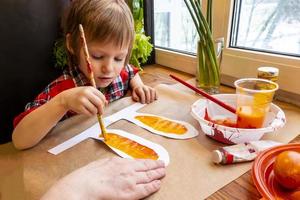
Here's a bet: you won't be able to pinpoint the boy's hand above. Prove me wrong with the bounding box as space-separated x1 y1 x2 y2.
132 85 157 104
59 86 107 116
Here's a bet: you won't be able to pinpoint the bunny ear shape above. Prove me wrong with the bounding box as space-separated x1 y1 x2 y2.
125 113 198 139
91 129 170 166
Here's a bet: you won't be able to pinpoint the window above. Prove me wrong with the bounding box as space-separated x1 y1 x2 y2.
231 0 300 57
153 0 300 98
154 0 197 54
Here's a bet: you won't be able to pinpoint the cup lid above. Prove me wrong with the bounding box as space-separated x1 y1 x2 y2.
212 150 223 164
258 67 279 76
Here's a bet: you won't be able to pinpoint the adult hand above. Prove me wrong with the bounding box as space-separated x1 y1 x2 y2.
59 86 107 116
132 85 157 104
42 157 166 200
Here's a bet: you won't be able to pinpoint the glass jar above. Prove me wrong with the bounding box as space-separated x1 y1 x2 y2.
196 37 224 94
257 67 279 82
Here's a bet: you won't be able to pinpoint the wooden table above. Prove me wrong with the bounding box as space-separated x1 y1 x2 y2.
1 64 300 200
208 135 300 200
142 65 300 200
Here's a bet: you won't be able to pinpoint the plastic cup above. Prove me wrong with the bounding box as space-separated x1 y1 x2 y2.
234 78 278 129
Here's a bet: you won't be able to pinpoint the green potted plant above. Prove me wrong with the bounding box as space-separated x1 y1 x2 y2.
184 0 222 94
127 0 153 70
53 38 68 69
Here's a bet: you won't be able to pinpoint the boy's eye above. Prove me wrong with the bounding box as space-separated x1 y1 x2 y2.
91 55 103 60
115 57 124 62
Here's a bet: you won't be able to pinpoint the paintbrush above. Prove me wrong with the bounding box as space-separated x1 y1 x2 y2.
170 74 237 114
79 24 107 141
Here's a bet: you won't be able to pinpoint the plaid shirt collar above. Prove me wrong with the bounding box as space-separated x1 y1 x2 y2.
66 65 128 97
67 66 91 87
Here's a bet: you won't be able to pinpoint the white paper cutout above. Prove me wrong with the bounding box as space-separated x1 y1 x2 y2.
48 124 97 155
90 129 170 166
49 101 198 155
48 102 146 155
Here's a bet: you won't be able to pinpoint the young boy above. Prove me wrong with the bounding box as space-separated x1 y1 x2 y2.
12 0 157 150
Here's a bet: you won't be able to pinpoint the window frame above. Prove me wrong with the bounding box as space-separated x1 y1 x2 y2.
151 0 300 100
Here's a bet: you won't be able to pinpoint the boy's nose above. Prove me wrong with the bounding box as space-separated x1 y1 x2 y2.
101 59 114 74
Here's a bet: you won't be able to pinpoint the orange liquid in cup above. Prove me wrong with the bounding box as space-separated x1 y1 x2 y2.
236 106 265 129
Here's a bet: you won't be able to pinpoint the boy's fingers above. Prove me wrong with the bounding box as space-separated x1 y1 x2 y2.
82 100 98 115
97 103 105 115
143 87 151 104
150 88 156 102
88 93 106 115
91 88 107 104
132 91 140 102
79 105 94 116
154 90 158 100
136 88 145 103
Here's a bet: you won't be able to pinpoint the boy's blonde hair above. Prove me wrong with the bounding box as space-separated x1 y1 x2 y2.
63 0 134 66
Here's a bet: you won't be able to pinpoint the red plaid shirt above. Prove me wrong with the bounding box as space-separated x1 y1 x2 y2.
13 64 138 127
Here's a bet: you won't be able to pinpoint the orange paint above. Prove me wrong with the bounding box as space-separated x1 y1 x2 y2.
135 115 187 135
204 108 265 129
212 118 237 128
104 133 158 160
236 106 265 129
204 109 237 128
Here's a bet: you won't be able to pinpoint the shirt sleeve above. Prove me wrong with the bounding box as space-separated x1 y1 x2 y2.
120 64 139 82
13 77 75 128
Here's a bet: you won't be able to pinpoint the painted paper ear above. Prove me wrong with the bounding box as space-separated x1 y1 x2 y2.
104 132 158 160
125 113 199 139
91 129 170 166
135 115 188 134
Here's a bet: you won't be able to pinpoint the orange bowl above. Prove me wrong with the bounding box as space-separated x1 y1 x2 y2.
252 143 300 200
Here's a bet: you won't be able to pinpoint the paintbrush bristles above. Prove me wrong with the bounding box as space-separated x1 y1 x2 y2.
97 115 107 139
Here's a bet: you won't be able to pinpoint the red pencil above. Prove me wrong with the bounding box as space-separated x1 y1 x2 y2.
169 74 237 114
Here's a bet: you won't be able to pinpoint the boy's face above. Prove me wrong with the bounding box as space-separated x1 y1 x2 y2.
78 41 128 88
